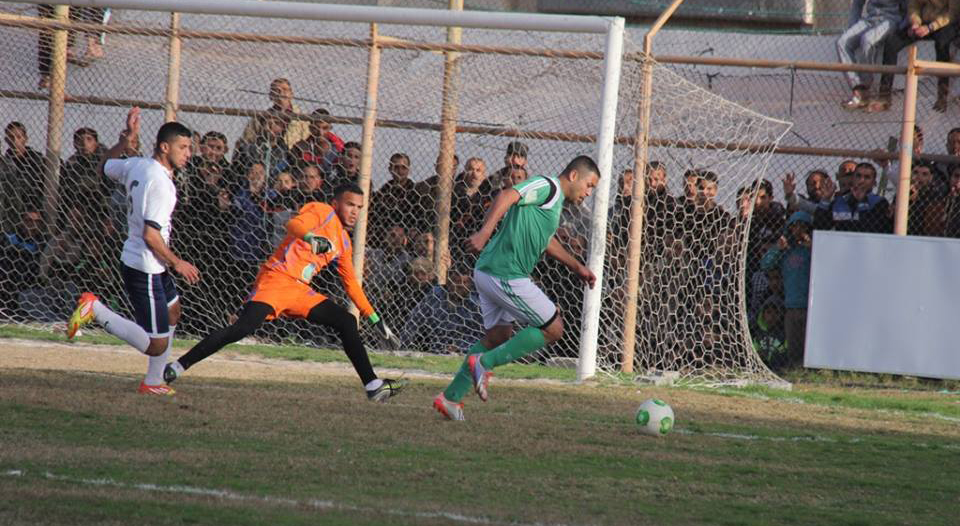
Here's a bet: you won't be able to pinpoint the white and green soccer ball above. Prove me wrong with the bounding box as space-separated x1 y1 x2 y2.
635 398 674 436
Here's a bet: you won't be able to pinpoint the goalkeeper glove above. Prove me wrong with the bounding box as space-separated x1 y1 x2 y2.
368 312 401 349
303 232 333 255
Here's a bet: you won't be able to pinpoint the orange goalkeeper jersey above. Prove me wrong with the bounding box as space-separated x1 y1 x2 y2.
260 201 374 318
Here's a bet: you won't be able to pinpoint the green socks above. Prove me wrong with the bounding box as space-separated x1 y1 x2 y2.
443 328 547 402
443 341 488 402
479 327 546 368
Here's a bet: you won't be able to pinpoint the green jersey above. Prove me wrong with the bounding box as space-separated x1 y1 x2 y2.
475 175 565 279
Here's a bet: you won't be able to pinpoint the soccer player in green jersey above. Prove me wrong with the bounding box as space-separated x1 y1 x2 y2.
433 155 600 420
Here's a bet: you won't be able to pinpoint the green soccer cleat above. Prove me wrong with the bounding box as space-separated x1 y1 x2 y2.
367 378 408 402
66 292 98 340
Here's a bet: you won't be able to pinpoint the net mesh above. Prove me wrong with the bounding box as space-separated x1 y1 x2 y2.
0 3 798 385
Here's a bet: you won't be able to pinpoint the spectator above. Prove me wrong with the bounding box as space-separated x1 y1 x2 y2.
879 125 925 197
500 164 529 189
296 163 328 205
240 78 310 148
2 122 47 232
400 263 483 353
233 111 290 185
814 161 891 232
413 152 460 234
761 211 813 368
836 0 902 109
61 127 112 259
182 131 230 206
745 179 787 279
290 108 341 170
923 163 960 236
37 5 108 90
0 209 46 318
266 171 300 248
327 141 361 190
784 169 830 215
491 141 528 187
933 126 960 191
365 224 413 292
229 162 271 307
750 295 788 370
371 152 419 238
381 256 435 324
869 0 957 113
451 157 492 234
898 159 943 235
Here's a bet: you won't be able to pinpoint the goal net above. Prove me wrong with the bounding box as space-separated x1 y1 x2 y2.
603 49 792 386
0 3 790 385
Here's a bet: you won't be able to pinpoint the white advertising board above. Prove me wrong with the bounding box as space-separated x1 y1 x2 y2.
806 231 960 380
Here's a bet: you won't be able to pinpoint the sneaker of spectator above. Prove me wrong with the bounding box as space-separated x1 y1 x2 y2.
836 0 901 111
240 78 310 149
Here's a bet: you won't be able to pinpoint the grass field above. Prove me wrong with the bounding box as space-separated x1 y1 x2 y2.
2 331 960 525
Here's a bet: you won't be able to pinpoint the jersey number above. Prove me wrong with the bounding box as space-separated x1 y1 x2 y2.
126 180 139 221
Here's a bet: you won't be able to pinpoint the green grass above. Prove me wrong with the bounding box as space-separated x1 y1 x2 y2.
2 367 959 525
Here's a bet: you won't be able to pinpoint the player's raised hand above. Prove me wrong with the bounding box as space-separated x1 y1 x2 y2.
576 263 596 289
173 259 200 285
465 231 490 254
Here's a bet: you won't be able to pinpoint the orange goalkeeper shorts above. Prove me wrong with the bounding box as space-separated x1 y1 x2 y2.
246 270 328 321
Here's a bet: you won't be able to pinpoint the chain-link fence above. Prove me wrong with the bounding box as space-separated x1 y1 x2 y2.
1 2 953 382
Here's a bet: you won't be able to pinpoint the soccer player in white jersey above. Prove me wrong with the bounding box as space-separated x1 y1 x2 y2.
66 107 200 395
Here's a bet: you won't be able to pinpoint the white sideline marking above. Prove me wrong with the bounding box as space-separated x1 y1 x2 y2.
2 469 575 526
678 429 960 450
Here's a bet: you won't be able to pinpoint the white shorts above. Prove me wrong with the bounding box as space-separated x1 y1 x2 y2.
473 269 558 330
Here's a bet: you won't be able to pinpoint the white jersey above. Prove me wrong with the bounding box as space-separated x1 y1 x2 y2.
104 157 177 274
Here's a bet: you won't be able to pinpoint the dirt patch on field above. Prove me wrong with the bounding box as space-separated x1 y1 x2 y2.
0 338 427 385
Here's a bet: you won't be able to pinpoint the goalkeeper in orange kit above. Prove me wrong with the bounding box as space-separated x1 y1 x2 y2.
163 183 407 401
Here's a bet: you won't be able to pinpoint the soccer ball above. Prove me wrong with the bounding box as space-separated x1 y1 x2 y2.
635 398 674 436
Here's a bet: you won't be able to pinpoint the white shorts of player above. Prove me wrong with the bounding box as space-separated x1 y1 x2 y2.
473 269 558 331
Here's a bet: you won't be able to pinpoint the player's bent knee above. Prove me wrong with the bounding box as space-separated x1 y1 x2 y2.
541 315 563 344
145 337 168 356
483 325 513 349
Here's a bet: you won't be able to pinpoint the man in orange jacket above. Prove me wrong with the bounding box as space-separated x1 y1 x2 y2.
163 182 406 401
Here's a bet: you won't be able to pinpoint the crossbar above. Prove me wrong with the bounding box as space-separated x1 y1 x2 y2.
1 0 614 33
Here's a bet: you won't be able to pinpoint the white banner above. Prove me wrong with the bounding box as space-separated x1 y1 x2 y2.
806 231 960 380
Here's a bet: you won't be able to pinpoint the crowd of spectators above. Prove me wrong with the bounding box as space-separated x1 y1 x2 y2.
1 78 589 355
7 70 960 368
